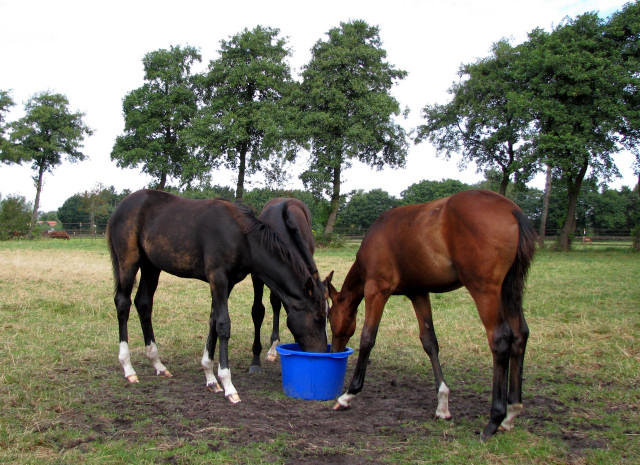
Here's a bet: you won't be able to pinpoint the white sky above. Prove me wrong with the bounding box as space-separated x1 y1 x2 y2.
0 0 636 212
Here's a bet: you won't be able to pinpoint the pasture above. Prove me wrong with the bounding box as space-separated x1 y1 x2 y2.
0 239 638 464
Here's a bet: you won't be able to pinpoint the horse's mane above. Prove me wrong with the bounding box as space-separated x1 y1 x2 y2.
235 202 325 307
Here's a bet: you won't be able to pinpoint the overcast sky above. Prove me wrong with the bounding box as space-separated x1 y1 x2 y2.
0 0 635 212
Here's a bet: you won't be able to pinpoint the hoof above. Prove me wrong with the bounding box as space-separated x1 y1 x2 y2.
159 370 173 378
333 401 350 411
207 382 223 393
266 353 277 363
248 365 262 375
126 374 139 383
435 412 453 421
226 393 241 404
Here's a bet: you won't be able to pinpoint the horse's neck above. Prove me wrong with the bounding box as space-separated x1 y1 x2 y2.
247 234 305 302
339 262 365 313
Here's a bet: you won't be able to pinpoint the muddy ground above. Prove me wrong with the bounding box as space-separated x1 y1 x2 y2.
54 355 611 464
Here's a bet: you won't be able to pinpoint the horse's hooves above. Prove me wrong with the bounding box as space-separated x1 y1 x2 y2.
226 393 241 404
126 374 139 383
159 370 173 378
248 365 262 375
207 382 223 393
266 353 277 363
333 401 350 411
435 412 452 421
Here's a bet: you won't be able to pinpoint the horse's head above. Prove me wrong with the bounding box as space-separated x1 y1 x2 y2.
324 271 357 353
285 272 328 353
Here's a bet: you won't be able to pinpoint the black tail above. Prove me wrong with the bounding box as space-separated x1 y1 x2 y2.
501 209 537 318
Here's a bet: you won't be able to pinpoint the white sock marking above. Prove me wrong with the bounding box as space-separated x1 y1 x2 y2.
146 342 168 375
201 347 218 387
435 382 451 419
118 341 137 379
218 366 238 397
337 392 355 407
500 403 523 431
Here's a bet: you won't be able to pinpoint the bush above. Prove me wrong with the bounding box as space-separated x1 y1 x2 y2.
0 195 32 240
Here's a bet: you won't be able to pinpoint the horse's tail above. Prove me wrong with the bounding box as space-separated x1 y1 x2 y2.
105 220 121 292
501 209 537 318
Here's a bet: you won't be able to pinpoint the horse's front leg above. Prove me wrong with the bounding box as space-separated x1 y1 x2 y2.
202 277 240 404
409 293 451 420
135 266 172 378
334 288 388 410
265 291 283 362
249 275 265 374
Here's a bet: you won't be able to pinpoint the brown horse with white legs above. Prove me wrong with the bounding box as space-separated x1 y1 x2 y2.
324 189 536 441
107 190 327 404
249 198 319 374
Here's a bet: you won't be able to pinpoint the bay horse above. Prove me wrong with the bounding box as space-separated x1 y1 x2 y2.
324 189 536 440
249 198 319 374
107 189 327 404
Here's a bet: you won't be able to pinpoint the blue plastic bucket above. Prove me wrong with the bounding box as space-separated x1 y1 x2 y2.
276 343 354 401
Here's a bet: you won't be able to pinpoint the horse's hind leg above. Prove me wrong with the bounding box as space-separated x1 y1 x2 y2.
115 265 139 383
409 293 451 420
500 312 529 431
135 264 171 378
472 289 512 441
265 291 283 362
249 275 265 374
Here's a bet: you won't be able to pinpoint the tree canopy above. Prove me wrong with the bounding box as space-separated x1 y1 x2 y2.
193 26 298 200
7 92 92 235
111 45 203 190
298 19 409 233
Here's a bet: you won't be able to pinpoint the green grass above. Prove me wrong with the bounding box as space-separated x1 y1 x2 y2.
1 239 639 464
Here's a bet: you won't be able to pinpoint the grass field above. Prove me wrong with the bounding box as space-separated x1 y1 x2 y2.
0 239 639 464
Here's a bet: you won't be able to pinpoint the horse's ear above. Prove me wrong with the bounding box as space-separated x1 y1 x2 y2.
305 276 314 297
323 271 338 303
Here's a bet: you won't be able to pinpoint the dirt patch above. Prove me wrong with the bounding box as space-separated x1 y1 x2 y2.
56 356 611 464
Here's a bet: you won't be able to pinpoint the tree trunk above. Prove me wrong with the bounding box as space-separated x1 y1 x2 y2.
499 169 509 196
236 146 247 201
538 164 552 247
158 171 167 190
557 161 588 252
29 164 45 238
634 173 640 252
324 164 342 235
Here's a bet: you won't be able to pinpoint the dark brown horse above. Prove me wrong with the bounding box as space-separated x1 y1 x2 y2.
249 198 319 374
325 190 536 440
107 190 327 403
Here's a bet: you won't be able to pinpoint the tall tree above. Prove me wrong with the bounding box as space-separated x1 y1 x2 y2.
194 26 298 200
111 45 202 190
416 39 535 196
299 20 409 234
521 12 636 251
8 92 92 235
0 90 15 160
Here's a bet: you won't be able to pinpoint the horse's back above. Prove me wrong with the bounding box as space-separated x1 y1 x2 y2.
356 190 524 292
259 198 314 255
108 190 248 280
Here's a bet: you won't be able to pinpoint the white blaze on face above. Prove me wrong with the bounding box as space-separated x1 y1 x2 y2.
146 341 168 375
435 382 451 419
118 341 136 379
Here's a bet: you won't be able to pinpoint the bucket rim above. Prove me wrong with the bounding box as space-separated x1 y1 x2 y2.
276 343 354 358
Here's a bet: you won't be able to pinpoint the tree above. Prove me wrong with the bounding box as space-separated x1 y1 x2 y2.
417 39 535 195
299 20 409 234
0 90 15 160
337 188 399 229
521 12 637 251
80 184 112 234
400 179 470 205
194 26 299 200
111 45 203 190
0 195 32 240
7 92 92 236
